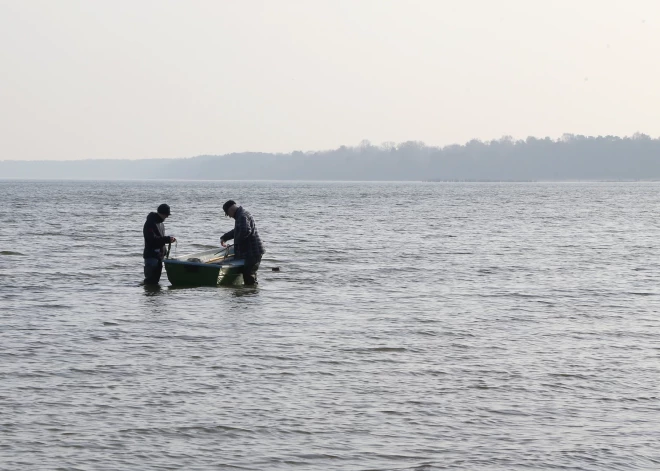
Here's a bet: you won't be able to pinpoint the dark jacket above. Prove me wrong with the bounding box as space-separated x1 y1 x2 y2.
143 212 171 260
221 207 265 259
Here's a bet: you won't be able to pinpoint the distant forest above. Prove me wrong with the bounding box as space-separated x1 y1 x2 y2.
2 133 660 180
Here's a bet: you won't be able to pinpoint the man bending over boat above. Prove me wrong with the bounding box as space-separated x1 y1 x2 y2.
220 200 265 286
143 203 176 285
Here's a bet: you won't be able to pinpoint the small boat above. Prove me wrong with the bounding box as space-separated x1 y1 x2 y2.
164 245 245 286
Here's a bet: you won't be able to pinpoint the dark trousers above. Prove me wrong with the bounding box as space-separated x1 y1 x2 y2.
242 255 262 286
144 258 163 284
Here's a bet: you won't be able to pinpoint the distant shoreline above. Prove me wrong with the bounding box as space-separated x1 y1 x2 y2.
2 134 660 180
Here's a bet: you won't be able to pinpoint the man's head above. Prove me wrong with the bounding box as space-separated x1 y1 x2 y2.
157 203 171 219
222 200 238 218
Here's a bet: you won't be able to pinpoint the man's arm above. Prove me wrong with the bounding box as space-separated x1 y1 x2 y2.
221 229 235 245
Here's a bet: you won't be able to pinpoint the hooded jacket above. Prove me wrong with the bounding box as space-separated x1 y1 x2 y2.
143 212 171 259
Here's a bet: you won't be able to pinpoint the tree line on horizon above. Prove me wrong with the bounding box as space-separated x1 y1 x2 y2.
2 133 659 180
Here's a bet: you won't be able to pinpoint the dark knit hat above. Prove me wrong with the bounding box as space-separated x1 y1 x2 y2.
222 200 236 215
157 203 171 216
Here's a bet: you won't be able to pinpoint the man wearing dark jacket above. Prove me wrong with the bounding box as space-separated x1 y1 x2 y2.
220 200 265 286
143 203 176 284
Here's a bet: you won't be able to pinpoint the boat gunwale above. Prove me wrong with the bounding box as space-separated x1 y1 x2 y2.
164 246 244 269
164 258 244 269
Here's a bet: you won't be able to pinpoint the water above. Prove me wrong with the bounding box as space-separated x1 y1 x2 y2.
1 180 659 470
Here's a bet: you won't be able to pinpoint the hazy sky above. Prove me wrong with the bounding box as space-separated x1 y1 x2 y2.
1 0 659 161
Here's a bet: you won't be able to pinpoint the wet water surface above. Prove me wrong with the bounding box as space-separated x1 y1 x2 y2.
1 180 659 470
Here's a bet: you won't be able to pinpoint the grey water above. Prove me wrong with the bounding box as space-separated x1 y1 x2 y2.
1 180 659 471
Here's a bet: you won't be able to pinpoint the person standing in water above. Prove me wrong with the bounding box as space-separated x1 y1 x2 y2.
220 200 265 286
143 203 176 284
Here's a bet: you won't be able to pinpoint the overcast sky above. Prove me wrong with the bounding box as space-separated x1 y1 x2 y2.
1 0 659 161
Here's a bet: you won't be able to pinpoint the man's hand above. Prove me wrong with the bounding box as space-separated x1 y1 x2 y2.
169 236 176 243
220 238 226 247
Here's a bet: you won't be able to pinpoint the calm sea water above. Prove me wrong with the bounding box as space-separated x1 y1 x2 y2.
1 180 659 471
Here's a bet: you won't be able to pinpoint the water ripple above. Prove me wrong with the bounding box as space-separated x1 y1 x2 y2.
1 180 660 470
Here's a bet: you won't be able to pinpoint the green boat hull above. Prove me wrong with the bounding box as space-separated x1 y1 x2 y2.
164 247 245 287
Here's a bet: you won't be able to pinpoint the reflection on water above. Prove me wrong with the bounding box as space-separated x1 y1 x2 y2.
230 285 260 298
142 284 163 295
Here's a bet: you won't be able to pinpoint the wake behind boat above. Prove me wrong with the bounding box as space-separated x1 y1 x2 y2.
164 245 245 286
